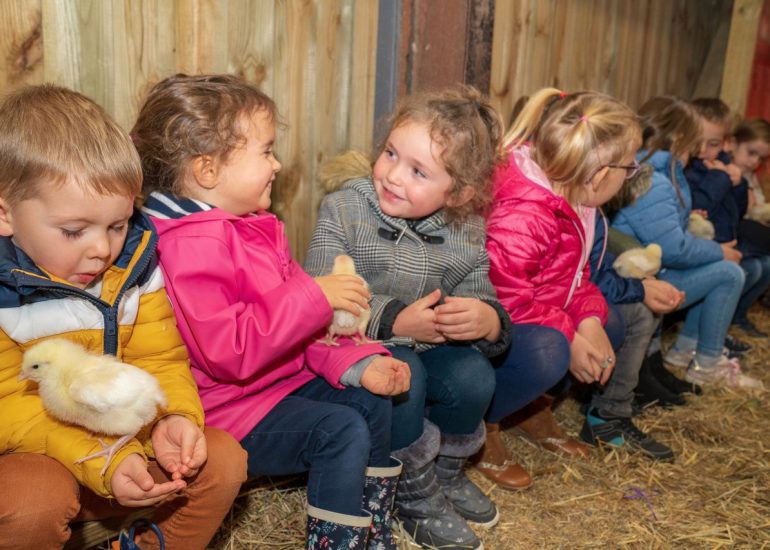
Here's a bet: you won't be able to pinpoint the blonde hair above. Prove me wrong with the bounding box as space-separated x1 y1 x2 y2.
379 86 503 222
0 84 141 204
132 74 279 196
733 118 770 146
503 88 641 204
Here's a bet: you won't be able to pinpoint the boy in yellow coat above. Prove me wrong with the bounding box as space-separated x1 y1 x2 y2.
0 85 246 549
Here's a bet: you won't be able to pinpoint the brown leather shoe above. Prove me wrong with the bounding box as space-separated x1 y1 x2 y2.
508 395 590 458
472 423 533 491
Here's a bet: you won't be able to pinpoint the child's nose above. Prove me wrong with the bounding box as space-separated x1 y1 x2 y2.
88 233 111 260
387 164 404 186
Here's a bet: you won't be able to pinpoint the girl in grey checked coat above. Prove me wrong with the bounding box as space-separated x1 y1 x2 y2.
305 88 512 550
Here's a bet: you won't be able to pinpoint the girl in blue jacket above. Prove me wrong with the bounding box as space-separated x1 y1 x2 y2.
612 97 761 389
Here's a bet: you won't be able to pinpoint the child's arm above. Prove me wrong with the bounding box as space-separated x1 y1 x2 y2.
689 162 733 216
433 242 512 357
158 234 334 382
613 172 723 269
487 208 582 342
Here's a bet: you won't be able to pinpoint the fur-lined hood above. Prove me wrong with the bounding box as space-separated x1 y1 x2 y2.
318 150 372 194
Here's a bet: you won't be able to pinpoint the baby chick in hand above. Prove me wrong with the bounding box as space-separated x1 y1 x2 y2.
613 243 662 279
320 255 377 346
19 338 167 476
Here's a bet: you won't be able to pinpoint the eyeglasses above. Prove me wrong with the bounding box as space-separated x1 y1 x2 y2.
606 159 641 180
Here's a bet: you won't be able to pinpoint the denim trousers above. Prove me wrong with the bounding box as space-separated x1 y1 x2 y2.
485 324 571 424
388 344 496 451
239 377 392 515
0 427 247 550
592 302 658 417
735 255 770 323
658 260 745 357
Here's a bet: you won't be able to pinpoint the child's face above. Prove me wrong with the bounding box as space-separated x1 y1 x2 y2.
730 138 770 175
372 121 453 220
698 118 727 162
0 179 133 288
210 109 281 216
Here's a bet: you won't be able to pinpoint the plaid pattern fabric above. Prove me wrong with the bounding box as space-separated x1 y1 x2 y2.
304 177 511 356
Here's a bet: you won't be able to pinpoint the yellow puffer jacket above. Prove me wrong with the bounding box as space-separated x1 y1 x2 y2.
0 211 203 498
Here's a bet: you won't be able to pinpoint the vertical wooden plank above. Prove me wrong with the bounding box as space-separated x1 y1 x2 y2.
489 0 516 116
225 0 276 93
41 0 82 89
174 0 226 74
349 0 379 153
0 0 44 92
721 0 763 115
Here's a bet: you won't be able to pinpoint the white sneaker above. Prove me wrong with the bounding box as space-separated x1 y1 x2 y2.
685 356 764 390
664 347 695 367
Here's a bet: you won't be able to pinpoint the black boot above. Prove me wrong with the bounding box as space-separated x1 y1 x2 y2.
634 355 687 410
646 350 702 396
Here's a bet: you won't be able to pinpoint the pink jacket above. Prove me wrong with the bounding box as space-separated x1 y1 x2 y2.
486 148 608 342
151 208 389 441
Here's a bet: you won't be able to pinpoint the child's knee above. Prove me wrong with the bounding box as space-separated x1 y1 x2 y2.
200 427 248 489
0 454 80 547
321 408 372 457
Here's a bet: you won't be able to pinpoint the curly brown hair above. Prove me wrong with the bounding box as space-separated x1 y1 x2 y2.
131 74 279 196
378 86 504 222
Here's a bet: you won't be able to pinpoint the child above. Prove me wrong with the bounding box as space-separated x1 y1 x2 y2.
304 87 510 550
686 99 770 338
133 74 410 550
0 84 247 550
484 88 670 459
612 96 761 389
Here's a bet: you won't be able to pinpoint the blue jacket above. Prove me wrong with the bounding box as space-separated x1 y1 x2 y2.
685 152 748 244
612 150 723 270
590 213 644 304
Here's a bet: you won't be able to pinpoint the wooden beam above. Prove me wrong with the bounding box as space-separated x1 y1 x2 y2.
721 0 764 116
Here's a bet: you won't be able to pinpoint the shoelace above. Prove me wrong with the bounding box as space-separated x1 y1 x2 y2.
118 518 165 550
615 418 649 443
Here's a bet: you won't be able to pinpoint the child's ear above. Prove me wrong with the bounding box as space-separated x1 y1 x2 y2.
0 198 14 237
446 186 476 208
589 166 610 191
190 155 220 190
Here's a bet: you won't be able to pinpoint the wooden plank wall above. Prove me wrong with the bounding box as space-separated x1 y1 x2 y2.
490 0 734 126
0 0 379 261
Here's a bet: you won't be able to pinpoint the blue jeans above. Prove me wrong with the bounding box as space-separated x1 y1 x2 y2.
239 377 391 515
389 345 496 450
485 325 570 424
735 255 770 323
658 260 744 357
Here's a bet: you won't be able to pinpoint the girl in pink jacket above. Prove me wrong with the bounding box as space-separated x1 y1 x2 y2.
132 74 409 550
479 89 664 480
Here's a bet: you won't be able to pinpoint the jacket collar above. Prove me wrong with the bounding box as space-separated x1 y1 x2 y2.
142 191 215 219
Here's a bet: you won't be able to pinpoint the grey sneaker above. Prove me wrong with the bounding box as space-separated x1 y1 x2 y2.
685 356 764 389
663 347 695 367
435 455 499 528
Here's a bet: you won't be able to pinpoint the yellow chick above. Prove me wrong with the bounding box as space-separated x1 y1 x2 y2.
612 243 663 279
746 203 770 224
19 338 167 476
320 255 376 346
688 212 715 240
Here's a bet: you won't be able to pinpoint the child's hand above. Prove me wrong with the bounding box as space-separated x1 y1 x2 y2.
691 209 709 219
574 317 615 385
720 240 742 263
434 297 501 342
725 164 742 185
569 332 607 384
111 453 186 507
393 289 446 343
641 279 685 314
315 274 371 315
360 356 411 396
152 415 207 480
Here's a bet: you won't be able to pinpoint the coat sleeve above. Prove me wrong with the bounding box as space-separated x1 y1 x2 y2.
589 216 645 304
612 173 723 269
487 203 580 342
159 233 333 384
121 267 205 457
303 339 391 387
304 193 404 340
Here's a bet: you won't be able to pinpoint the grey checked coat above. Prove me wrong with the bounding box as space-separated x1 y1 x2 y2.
304 177 511 356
